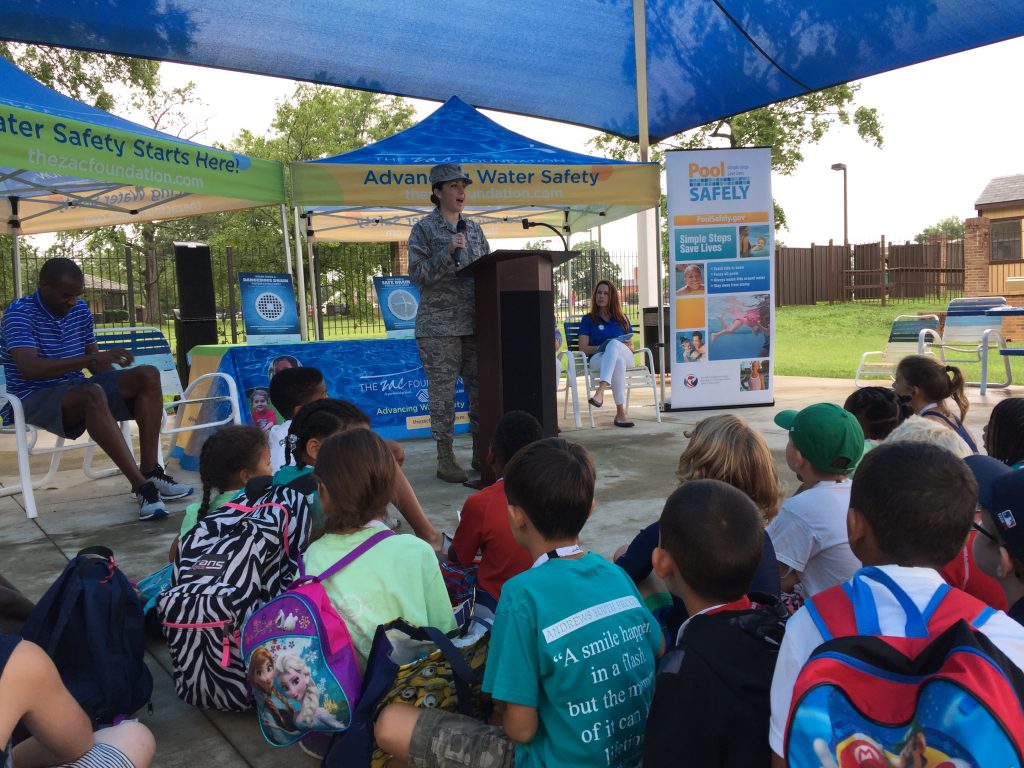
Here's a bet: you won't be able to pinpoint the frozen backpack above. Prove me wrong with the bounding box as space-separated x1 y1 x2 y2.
241 529 394 747
158 484 311 711
785 567 1024 768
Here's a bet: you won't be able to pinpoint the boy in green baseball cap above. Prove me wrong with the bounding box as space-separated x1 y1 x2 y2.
766 403 865 598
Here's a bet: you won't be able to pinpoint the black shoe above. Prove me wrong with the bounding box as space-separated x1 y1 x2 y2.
613 419 635 428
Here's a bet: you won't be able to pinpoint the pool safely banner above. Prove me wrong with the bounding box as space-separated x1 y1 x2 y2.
666 148 774 409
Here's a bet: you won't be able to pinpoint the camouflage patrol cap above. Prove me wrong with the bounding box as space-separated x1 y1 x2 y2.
429 164 472 186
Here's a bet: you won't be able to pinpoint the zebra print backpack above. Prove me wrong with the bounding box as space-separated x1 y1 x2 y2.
158 484 312 711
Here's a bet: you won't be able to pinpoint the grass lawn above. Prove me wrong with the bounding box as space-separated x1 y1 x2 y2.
774 299 1024 383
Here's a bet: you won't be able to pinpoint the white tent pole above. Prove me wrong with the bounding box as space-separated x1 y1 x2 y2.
633 0 663 408
292 207 309 341
305 226 321 341
12 234 21 299
279 204 293 276
654 203 667 405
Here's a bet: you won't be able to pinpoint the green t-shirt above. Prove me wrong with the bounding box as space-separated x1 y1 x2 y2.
484 553 660 768
302 526 456 669
179 489 243 539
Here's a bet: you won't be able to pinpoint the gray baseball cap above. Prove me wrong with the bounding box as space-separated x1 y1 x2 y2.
429 163 472 186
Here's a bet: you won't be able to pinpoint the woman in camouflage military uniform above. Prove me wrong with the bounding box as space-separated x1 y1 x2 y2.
408 164 490 483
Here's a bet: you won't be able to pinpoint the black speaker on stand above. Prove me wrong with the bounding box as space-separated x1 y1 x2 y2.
173 242 219 381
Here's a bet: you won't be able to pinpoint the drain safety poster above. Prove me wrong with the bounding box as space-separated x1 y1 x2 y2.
238 272 302 344
666 148 774 409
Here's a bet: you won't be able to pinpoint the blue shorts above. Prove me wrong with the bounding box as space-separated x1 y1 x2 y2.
21 370 135 439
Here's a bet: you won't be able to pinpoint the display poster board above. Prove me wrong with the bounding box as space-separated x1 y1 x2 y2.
223 340 469 441
666 148 774 408
372 276 420 339
238 272 302 344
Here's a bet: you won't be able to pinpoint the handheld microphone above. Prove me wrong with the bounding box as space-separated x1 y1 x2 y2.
454 219 467 267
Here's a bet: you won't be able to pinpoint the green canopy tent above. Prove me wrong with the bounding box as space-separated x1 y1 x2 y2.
0 57 287 296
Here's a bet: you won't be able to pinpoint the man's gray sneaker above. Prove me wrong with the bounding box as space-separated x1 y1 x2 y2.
137 481 168 521
143 464 193 500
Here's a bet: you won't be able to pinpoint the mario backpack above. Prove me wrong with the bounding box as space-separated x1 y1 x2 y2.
784 567 1024 768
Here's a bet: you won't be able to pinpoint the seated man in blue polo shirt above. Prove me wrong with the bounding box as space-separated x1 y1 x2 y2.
0 258 192 520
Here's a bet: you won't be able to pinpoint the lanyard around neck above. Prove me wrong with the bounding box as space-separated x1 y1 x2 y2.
532 544 584 568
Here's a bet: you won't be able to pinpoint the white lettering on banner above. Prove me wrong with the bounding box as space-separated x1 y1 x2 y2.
541 596 640 643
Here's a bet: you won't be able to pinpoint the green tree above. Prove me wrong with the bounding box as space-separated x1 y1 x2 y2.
0 44 158 110
555 240 622 307
590 83 884 237
914 216 964 243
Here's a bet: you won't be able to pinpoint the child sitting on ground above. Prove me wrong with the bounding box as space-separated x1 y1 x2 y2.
893 353 977 452
767 403 864 599
303 429 455 668
0 635 155 768
885 416 1006 610
375 438 663 768
843 385 913 454
268 366 327 472
275 399 439 546
967 454 1024 624
615 414 782 643
169 425 271 561
644 479 787 768
769 442 1024 764
982 397 1024 468
447 410 543 601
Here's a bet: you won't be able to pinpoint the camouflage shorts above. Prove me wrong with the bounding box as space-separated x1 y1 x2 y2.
407 707 513 768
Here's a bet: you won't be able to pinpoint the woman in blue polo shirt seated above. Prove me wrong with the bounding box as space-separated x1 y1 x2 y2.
579 280 635 428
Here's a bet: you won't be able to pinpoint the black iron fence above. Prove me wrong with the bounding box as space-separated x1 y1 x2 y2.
3 242 642 359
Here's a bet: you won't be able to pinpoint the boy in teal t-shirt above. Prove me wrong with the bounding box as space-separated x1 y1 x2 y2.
375 438 662 768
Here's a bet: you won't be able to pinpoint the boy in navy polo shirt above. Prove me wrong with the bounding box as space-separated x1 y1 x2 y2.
0 258 191 520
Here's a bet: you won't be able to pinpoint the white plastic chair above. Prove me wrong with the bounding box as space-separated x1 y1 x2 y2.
917 297 1011 395
854 314 939 387
557 350 587 429
0 371 130 519
563 320 661 424
0 326 241 519
93 327 242 457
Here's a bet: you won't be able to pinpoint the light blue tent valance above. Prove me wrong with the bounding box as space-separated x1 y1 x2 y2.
0 1 1020 141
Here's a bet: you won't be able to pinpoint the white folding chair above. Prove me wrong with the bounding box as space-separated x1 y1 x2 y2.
93 326 242 457
855 314 940 387
563 320 661 425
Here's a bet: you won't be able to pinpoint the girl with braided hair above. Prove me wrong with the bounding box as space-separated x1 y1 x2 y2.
893 354 977 453
168 425 271 561
983 397 1024 469
273 399 441 548
844 385 914 453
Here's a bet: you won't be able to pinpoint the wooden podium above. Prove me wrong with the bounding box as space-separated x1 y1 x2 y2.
459 249 575 486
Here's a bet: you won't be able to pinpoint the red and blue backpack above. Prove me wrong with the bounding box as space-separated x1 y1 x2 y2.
785 567 1024 768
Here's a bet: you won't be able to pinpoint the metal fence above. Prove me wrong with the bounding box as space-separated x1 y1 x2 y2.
3 243 642 357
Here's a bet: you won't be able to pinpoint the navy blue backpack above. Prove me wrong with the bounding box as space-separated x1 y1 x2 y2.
21 546 153 726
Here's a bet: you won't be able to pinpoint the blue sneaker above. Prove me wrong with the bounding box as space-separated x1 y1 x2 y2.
143 465 193 500
137 481 168 521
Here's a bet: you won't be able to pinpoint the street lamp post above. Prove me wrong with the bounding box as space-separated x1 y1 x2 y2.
831 163 848 248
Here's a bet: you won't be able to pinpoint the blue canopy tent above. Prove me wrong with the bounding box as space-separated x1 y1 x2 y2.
0 1 1021 143
292 97 661 242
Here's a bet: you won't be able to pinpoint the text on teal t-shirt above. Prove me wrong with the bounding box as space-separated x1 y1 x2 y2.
484 553 660 768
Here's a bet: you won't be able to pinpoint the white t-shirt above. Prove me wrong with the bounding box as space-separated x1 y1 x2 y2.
268 419 291 473
768 564 1024 756
766 479 860 597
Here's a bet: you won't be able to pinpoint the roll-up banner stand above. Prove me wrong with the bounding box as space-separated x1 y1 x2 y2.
666 148 774 409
